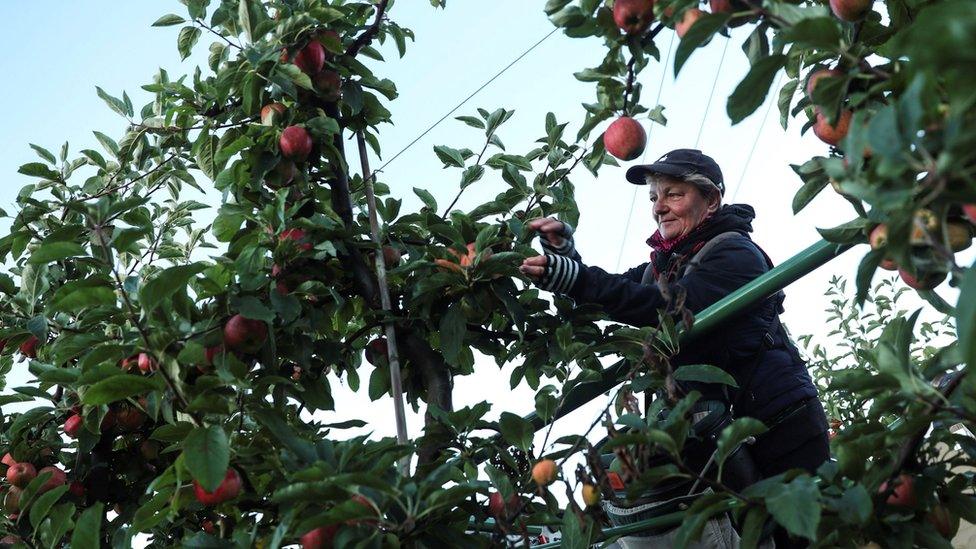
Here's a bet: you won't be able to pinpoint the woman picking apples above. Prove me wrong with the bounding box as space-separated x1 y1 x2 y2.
520 149 828 549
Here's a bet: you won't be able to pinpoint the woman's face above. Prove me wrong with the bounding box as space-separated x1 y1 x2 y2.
651 178 719 240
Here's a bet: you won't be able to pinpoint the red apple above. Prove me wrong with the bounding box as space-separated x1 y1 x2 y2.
487 491 520 520
899 268 945 290
382 246 401 268
140 440 160 461
223 314 269 353
3 487 22 514
830 0 873 21
205 345 223 366
880 473 917 507
265 160 297 189
806 68 843 98
115 406 146 432
36 466 66 494
279 126 313 161
6 462 36 488
1 453 16 469
68 481 85 498
675 8 705 38
927 504 959 538
261 103 286 126
202 520 216 534
613 0 655 35
137 352 156 374
300 525 339 548
869 224 888 250
314 70 342 102
960 204 976 225
293 40 326 76
603 117 646 161
280 228 314 252
813 109 852 146
193 468 242 506
64 414 84 438
19 336 39 358
365 338 388 366
879 258 897 271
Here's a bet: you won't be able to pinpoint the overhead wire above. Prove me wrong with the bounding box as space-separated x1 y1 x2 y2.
613 33 677 272
728 71 784 204
694 36 732 149
366 27 559 180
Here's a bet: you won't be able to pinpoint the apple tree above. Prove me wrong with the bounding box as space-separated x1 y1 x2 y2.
0 0 975 547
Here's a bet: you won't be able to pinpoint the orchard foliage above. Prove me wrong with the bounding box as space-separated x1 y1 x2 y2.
0 0 974 547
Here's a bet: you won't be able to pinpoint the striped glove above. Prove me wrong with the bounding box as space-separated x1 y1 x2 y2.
536 254 582 294
539 222 580 260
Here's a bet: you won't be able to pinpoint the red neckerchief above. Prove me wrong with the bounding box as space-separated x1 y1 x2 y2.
645 216 714 277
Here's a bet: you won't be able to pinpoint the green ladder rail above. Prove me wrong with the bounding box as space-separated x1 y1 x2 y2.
468 238 854 542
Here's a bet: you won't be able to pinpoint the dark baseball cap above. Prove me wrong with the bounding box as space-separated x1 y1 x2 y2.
625 148 725 196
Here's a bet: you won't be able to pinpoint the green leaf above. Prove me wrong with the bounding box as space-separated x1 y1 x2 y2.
460 165 484 189
674 14 730 76
835 484 872 525
95 86 129 117
29 144 57 164
792 173 828 214
70 502 105 549
535 390 558 422
28 240 86 264
439 303 465 366
277 63 313 90
956 264 976 369
715 417 767 473
413 187 437 210
30 484 69 532
49 278 116 312
139 263 208 313
765 475 821 540
233 295 275 323
184 425 231 492
727 54 786 124
455 115 484 129
779 17 842 49
177 26 202 60
433 145 465 168
81 375 159 405
18 162 60 180
237 0 253 41
673 364 738 387
152 14 186 26
498 411 534 451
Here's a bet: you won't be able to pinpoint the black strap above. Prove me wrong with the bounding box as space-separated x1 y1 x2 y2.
729 243 784 417
729 302 782 417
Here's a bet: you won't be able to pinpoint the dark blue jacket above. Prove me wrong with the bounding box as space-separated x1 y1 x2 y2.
563 206 817 422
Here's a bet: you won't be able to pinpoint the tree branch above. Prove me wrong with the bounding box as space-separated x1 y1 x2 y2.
345 0 390 58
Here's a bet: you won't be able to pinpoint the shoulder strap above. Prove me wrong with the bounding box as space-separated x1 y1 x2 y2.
680 232 744 278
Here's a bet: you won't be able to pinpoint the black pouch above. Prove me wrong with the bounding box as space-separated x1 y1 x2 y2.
750 397 829 465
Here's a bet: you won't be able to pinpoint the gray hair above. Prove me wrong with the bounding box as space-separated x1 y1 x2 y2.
646 172 723 203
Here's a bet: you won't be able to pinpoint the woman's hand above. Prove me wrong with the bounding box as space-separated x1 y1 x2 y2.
526 217 567 248
519 254 548 280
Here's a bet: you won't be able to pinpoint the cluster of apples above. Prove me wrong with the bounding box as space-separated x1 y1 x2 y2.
261 29 345 189
868 207 974 290
602 0 880 162
1 453 68 521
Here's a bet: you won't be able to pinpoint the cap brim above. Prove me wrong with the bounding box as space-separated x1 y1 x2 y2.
625 163 689 185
